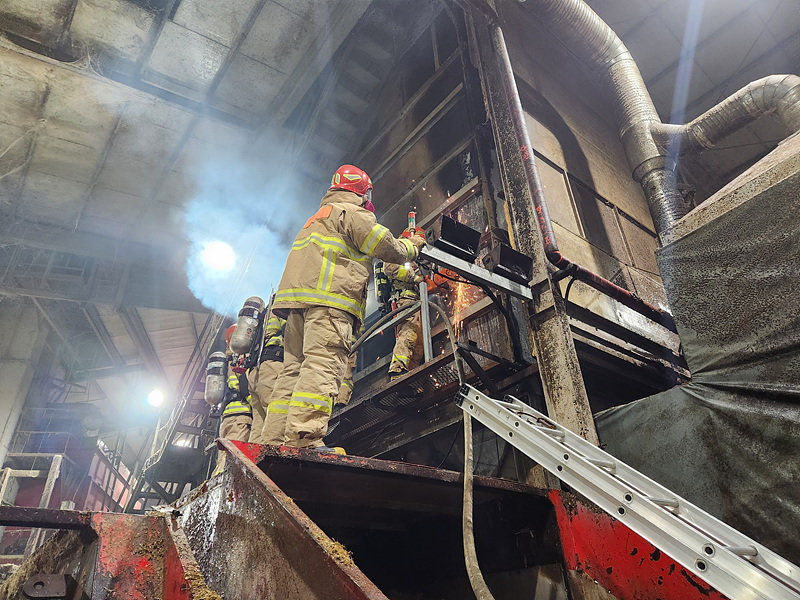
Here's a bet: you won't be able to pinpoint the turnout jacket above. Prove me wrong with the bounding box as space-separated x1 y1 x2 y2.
383 261 421 301
273 190 418 326
222 371 252 419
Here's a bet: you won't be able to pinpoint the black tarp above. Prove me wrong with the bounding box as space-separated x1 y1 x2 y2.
596 157 800 564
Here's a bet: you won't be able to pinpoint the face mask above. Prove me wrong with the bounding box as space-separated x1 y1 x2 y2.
363 188 374 212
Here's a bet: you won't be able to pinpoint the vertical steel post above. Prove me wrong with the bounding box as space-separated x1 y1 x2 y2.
468 13 599 444
24 454 62 557
419 281 433 363
0 468 11 550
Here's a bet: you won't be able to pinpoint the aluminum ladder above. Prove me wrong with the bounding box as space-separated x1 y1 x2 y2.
456 384 800 600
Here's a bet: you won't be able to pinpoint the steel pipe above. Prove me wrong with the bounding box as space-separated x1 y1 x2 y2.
491 25 678 332
516 0 800 236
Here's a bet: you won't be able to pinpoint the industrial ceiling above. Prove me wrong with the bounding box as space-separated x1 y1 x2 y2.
0 0 797 469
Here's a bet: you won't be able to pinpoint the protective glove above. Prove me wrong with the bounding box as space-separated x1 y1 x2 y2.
408 234 426 259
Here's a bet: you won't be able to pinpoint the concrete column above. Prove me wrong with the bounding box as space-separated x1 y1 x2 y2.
0 300 49 466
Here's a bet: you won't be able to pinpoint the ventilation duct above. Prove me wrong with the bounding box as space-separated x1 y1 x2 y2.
517 0 800 239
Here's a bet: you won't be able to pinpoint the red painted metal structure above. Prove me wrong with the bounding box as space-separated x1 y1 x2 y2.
0 439 728 599
549 489 728 600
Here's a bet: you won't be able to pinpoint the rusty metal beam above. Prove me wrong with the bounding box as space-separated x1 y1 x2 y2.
0 506 90 529
177 438 393 600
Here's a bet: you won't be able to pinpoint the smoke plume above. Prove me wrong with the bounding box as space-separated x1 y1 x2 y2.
182 141 320 317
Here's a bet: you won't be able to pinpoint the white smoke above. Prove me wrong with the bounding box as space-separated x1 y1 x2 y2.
182 141 320 318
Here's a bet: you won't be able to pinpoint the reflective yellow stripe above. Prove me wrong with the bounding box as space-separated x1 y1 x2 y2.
324 256 335 291
359 224 389 255
265 336 283 347
275 288 365 316
392 354 410 367
265 316 285 335
317 247 336 292
399 237 415 261
342 379 353 389
397 265 409 280
227 374 239 390
289 392 333 414
293 233 370 262
267 401 289 414
223 400 252 416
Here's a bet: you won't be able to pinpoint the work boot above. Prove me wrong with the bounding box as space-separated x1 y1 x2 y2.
312 445 346 455
389 368 408 381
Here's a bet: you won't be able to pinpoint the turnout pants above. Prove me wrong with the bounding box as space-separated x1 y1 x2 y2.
213 414 252 475
389 297 421 374
336 351 357 406
263 306 352 448
246 359 282 444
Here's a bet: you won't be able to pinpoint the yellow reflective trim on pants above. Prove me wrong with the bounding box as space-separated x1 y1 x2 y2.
227 374 239 390
397 265 409 280
275 288 364 316
392 354 410 367
289 392 333 414
359 224 389 255
342 379 353 389
223 400 252 417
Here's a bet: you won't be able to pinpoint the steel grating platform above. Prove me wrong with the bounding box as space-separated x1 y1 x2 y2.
325 351 518 456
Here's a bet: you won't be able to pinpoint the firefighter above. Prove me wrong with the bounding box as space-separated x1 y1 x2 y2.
383 251 425 380
213 325 253 475
249 308 286 444
265 164 426 449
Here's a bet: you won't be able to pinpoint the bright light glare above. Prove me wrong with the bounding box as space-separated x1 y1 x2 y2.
147 389 164 407
201 241 236 272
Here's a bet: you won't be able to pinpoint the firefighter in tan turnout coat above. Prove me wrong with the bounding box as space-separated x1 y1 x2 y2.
265 164 426 449
383 257 425 379
213 325 253 475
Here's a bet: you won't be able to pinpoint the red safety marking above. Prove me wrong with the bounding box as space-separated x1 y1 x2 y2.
304 205 333 228
230 439 264 464
94 514 159 600
549 489 728 600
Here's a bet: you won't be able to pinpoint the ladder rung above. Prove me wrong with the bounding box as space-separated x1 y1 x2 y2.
457 383 800 600
728 545 758 558
497 399 526 411
532 424 565 439
588 458 616 472
648 496 680 508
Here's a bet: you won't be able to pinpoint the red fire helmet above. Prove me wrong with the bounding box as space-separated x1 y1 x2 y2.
330 164 373 196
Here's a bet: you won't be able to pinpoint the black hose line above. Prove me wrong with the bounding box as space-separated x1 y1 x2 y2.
349 301 422 356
